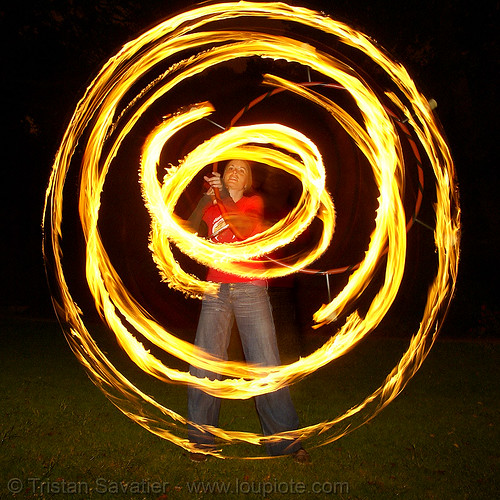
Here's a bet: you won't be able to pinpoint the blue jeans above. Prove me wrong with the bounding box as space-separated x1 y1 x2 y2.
188 282 301 455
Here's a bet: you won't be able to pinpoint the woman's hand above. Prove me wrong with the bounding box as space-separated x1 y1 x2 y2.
204 172 223 199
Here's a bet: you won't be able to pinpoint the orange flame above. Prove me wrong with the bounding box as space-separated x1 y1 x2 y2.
43 1 460 457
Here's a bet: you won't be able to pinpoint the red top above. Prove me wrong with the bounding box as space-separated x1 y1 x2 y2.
202 195 265 283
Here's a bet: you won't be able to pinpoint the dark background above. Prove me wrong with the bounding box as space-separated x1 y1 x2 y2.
1 0 498 339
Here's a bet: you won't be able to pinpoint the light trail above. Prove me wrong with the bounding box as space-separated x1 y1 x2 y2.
43 1 460 457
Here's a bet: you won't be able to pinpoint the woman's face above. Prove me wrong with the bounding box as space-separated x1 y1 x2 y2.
223 160 250 192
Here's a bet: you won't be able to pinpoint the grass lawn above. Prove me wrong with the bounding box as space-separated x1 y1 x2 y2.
1 316 498 499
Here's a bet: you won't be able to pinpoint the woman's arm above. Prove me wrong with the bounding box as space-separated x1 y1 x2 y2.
187 194 212 236
204 172 262 240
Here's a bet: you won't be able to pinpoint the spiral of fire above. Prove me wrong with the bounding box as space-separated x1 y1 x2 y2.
43 1 460 457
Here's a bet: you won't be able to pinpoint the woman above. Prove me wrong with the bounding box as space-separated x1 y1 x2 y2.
187 160 310 463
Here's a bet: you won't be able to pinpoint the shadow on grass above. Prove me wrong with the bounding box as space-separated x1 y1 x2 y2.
1 317 498 499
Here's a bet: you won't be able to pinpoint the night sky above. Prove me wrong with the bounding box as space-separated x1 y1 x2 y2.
1 0 498 338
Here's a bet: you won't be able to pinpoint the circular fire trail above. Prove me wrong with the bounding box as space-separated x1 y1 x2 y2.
43 2 460 458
